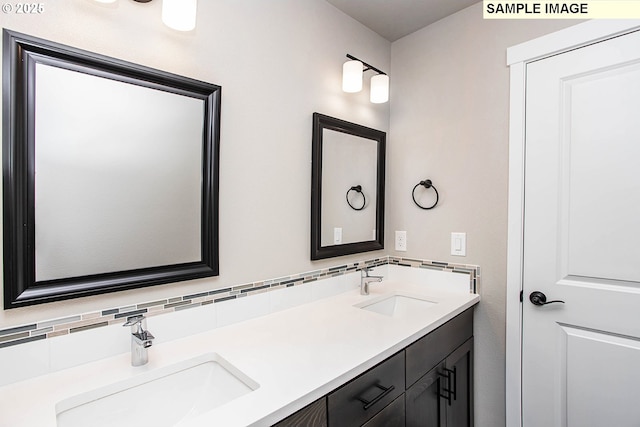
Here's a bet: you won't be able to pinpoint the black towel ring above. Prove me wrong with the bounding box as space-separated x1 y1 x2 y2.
412 179 439 210
346 185 366 211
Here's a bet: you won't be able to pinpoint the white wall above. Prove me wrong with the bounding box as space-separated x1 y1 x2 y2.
388 5 580 427
0 0 390 327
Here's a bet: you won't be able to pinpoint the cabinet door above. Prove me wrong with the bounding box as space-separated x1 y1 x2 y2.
406 309 473 388
445 338 474 427
362 395 405 427
406 362 446 427
274 397 327 427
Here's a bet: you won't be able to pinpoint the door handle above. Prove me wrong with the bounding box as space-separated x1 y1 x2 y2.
529 291 565 306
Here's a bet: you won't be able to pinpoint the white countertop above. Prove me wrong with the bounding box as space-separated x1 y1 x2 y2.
0 280 479 427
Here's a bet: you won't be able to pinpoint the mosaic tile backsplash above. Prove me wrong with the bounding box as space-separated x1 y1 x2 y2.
0 256 479 350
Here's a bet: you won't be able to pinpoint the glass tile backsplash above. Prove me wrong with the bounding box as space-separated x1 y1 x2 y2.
0 256 479 349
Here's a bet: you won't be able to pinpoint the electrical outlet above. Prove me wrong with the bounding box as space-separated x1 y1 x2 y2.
395 231 407 251
451 232 466 256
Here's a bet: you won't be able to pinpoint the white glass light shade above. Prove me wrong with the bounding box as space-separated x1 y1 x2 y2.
162 0 198 31
93 0 117 3
342 60 363 93
370 74 389 103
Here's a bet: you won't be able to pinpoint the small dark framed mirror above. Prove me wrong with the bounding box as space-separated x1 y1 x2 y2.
311 113 385 260
3 30 221 308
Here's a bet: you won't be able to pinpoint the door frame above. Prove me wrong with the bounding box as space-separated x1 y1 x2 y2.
505 19 640 427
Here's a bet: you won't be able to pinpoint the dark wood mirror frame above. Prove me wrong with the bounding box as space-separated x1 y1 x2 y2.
2 30 221 308
311 113 385 260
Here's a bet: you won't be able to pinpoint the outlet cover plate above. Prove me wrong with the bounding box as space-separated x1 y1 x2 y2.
395 231 407 251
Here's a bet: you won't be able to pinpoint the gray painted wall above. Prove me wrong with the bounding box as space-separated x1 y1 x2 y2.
388 4 580 426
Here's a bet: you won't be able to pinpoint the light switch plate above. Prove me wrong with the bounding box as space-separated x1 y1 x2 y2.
333 227 342 244
451 232 466 256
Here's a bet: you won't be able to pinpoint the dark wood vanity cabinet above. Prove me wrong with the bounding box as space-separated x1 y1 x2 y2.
273 308 474 427
274 397 328 427
405 309 474 427
362 395 405 427
405 361 445 426
405 338 474 427
443 338 474 427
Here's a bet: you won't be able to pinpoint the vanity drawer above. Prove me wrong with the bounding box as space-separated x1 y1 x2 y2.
362 394 405 427
328 351 404 427
405 308 473 388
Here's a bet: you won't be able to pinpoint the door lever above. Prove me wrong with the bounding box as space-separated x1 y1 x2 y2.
529 291 565 306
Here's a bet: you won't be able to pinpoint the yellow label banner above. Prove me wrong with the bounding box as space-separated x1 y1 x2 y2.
483 1 640 18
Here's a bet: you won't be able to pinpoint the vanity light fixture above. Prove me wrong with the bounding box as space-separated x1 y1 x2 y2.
342 59 363 93
162 0 197 31
370 74 390 104
342 54 389 103
93 0 198 32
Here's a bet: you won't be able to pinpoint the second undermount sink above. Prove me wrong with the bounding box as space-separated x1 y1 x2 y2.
56 353 259 427
355 293 437 317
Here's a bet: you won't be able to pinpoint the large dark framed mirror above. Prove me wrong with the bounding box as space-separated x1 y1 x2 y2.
311 113 385 260
2 30 221 308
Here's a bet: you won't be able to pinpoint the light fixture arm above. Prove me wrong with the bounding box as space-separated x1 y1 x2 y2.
346 54 386 75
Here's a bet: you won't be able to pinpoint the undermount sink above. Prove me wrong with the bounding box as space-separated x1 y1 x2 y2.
355 293 437 317
56 353 259 427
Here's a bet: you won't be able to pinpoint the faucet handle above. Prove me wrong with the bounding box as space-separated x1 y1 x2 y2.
123 315 145 327
362 267 384 278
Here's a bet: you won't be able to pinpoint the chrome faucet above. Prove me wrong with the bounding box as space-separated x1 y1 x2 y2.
123 315 155 367
360 268 383 295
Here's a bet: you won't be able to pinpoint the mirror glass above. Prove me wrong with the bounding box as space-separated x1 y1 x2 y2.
320 129 377 246
3 30 221 308
311 113 385 260
35 63 204 280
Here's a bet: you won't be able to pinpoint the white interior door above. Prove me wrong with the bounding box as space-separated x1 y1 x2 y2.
522 29 640 427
